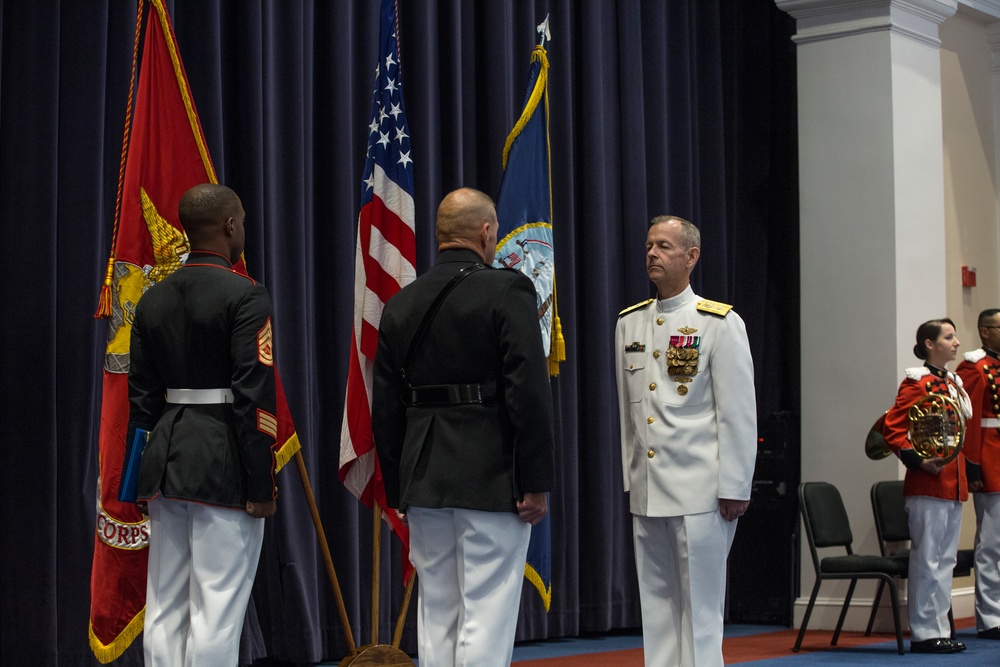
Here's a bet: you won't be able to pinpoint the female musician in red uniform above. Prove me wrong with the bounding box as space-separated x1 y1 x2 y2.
884 318 973 654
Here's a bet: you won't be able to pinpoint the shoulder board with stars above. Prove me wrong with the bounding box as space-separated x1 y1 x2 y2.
696 299 733 317
619 298 654 318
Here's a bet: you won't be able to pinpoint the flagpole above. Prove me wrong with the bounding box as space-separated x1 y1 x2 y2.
336 499 413 666
293 451 356 653
371 500 382 646
366 508 416 650
392 574 416 648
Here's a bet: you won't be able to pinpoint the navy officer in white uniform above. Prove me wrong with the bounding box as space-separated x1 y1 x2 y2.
615 215 757 667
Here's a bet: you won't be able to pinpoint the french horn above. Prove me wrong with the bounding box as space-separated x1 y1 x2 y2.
907 393 965 464
864 393 965 463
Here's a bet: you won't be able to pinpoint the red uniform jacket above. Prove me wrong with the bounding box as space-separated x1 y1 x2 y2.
956 348 998 491
883 366 971 501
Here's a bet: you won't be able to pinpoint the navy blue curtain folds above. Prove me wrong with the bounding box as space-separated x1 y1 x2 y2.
0 1 798 665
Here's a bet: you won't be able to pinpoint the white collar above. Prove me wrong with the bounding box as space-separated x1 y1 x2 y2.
655 285 695 313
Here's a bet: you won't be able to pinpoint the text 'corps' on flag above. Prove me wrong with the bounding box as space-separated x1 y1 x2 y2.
494 18 563 612
339 0 415 577
89 1 299 661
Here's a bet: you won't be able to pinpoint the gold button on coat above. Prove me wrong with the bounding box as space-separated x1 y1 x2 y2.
656 317 664 326
647 416 655 424
649 383 656 391
653 350 660 359
647 450 655 458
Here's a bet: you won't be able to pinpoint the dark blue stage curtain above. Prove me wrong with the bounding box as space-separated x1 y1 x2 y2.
0 1 797 665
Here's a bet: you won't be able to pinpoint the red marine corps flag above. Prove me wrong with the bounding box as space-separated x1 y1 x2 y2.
89 1 300 661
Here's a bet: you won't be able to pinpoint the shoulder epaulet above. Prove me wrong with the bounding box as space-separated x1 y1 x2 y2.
696 299 733 317
905 367 931 381
964 349 987 363
618 299 654 318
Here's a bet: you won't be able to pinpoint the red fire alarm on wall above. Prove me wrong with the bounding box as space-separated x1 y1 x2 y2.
962 265 977 287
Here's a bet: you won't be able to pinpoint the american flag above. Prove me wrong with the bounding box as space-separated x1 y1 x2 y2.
339 0 415 563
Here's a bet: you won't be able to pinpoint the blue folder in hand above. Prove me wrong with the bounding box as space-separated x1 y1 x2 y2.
118 427 149 504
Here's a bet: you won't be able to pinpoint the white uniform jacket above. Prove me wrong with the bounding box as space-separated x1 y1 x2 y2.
615 285 757 517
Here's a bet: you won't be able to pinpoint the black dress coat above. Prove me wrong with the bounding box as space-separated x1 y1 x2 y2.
126 250 278 507
372 248 555 513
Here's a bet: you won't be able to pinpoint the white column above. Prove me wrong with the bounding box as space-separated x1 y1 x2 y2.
990 21 1000 235
776 0 957 632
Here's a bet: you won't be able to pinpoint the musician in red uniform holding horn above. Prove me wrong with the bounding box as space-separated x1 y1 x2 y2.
883 318 973 654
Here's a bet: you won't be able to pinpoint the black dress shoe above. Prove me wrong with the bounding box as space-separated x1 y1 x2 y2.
952 640 966 651
910 638 961 654
978 626 1000 639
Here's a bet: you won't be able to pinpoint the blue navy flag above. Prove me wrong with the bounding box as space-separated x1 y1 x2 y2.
494 38 564 376
495 18 561 611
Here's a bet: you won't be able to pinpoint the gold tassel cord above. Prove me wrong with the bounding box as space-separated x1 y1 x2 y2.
94 0 145 319
543 55 563 377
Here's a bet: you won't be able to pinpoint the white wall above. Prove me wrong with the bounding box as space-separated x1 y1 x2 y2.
778 0 1000 631
941 6 1000 592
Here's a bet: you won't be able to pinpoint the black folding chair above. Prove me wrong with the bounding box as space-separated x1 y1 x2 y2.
867 479 973 639
794 481 907 655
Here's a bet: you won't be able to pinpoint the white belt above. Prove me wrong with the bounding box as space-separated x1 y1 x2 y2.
983 418 1000 428
166 388 234 404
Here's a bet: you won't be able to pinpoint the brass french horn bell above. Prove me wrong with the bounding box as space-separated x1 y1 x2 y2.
907 393 965 464
865 412 891 460
864 393 966 463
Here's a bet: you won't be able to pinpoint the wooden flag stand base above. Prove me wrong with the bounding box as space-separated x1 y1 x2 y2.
296 451 415 665
338 643 413 666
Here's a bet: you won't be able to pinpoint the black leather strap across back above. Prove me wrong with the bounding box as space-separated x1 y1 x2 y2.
401 263 486 388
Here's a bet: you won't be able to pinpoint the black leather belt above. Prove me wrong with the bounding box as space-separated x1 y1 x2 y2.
407 383 496 406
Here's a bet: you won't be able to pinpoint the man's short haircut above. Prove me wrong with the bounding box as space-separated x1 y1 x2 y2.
978 308 1000 328
179 183 240 243
436 188 496 245
650 214 700 250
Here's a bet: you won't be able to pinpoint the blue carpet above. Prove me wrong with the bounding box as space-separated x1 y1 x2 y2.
320 622 1000 665
744 626 997 666
507 624 790 661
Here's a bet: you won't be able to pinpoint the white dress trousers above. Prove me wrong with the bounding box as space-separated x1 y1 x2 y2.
406 506 531 667
905 495 963 641
144 497 265 667
634 512 737 667
974 492 1000 630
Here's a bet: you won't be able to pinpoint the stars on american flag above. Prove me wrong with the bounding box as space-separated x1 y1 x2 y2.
362 49 412 193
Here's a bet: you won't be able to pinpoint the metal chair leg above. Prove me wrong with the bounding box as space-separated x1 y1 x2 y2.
832 579 858 646
866 579 886 636
886 578 904 655
793 578 823 652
